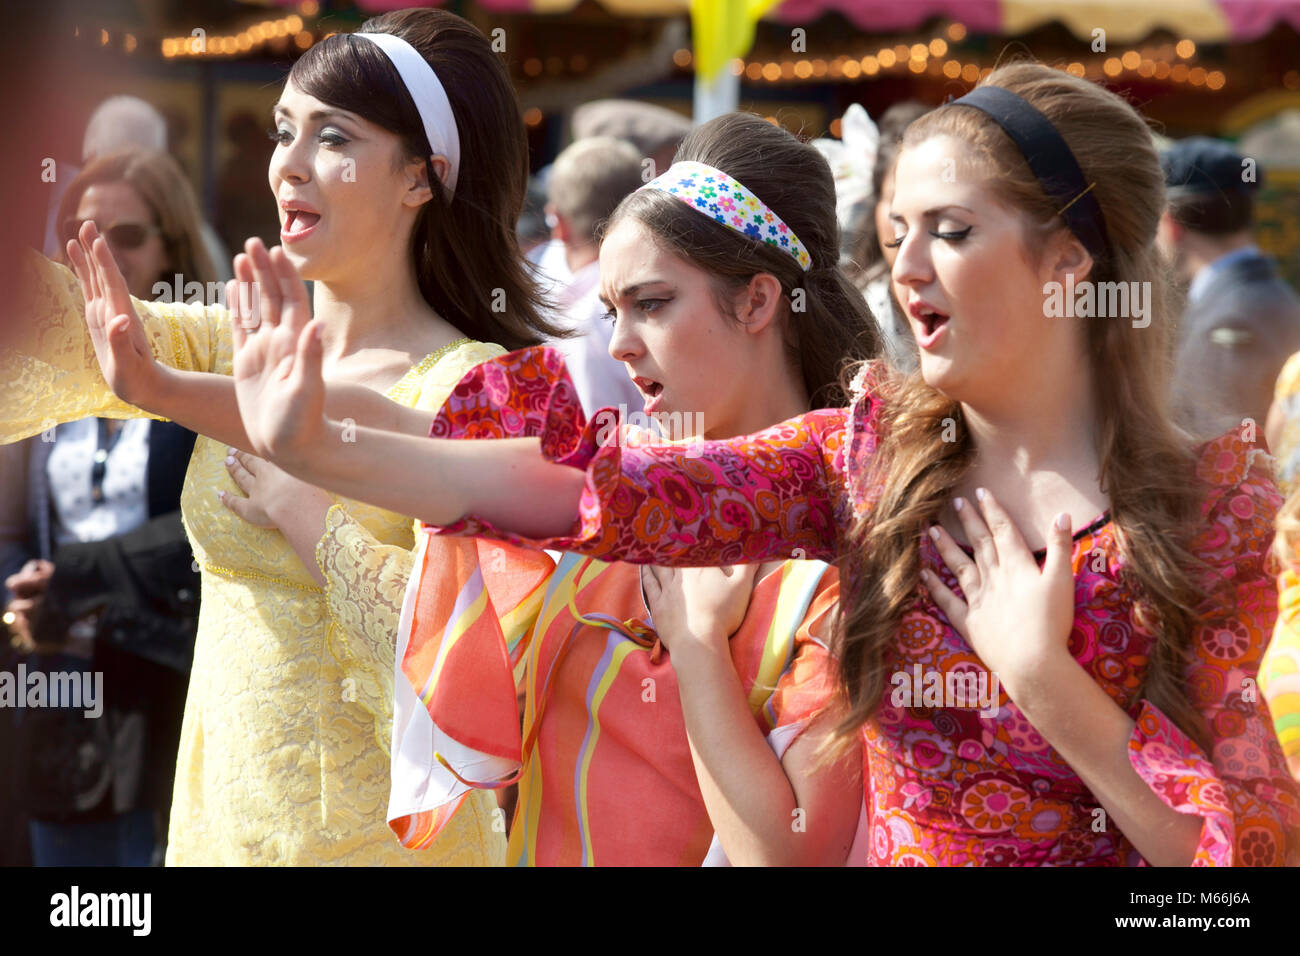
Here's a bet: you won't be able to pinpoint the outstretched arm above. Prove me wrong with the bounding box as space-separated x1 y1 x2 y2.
283 417 585 539
66 226 434 452
232 243 849 560
230 242 585 536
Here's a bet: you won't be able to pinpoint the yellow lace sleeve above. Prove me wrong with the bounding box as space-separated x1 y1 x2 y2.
312 340 507 751
1 250 230 444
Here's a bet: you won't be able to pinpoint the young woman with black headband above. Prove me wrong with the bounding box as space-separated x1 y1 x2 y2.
3 8 563 865
229 61 1299 865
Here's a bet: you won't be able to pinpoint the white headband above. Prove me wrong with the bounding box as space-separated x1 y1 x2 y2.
354 32 461 196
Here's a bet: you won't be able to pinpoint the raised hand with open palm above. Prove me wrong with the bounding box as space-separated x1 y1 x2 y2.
65 220 166 410
229 237 329 462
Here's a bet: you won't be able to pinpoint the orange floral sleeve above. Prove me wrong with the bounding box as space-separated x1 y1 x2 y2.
429 346 873 566
1126 433 1300 865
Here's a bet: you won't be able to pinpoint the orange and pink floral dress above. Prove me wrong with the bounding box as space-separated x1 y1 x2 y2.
428 347 1300 866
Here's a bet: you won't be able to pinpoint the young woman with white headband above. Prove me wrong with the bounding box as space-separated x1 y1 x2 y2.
230 62 1298 865
373 113 875 865
2 7 561 865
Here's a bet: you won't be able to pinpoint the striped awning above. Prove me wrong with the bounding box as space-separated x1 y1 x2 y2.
317 0 1300 43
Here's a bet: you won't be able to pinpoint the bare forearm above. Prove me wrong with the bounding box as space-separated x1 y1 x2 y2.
1014 654 1203 866
1265 397 1285 454
141 368 252 450
148 370 436 453
674 643 834 866
279 421 585 537
323 383 436 437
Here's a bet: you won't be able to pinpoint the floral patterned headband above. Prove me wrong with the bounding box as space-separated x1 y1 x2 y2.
637 161 812 271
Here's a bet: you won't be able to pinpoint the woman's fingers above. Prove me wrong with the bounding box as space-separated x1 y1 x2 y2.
87 237 152 362
245 237 283 330
928 522 980 598
227 279 248 354
81 227 104 308
6 575 45 598
216 488 255 524
90 237 140 342
920 568 968 637
952 495 998 571
7 596 38 617
78 219 102 265
289 318 326 396
640 565 663 599
232 254 260 331
93 233 136 319
66 239 93 304
975 488 1034 569
230 448 263 475
224 449 256 492
1043 511 1074 589
89 239 115 313
269 245 311 332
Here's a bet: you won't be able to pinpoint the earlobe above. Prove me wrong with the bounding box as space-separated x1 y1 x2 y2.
1052 235 1093 285
738 273 784 334
403 160 433 209
403 155 451 209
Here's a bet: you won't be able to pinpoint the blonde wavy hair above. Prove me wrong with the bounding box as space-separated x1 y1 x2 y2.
829 61 1212 754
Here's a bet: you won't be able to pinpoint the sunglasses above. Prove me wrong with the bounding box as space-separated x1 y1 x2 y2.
61 219 164 251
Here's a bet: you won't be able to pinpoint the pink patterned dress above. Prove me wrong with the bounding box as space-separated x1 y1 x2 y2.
434 347 1300 866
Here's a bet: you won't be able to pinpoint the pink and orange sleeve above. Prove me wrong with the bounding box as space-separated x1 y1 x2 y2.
430 346 868 567
1125 432 1300 865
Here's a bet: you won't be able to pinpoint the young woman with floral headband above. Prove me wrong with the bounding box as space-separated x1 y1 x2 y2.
2 8 562 865
382 112 874 865
231 63 1300 865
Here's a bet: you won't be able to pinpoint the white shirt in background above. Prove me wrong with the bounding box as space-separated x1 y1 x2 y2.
47 418 151 546
546 258 646 418
526 238 572 296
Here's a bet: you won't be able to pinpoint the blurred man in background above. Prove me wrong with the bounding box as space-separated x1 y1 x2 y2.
1160 136 1300 439
542 136 648 416
525 99 690 284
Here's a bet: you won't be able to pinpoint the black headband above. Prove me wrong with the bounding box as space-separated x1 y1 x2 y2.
947 86 1111 265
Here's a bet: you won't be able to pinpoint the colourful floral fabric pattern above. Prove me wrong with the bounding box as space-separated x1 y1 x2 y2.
434 346 1300 866
417 347 857 864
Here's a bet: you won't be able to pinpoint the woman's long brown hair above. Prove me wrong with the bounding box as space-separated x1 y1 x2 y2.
831 62 1212 753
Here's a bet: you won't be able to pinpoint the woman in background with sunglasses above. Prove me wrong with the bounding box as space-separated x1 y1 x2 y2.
3 8 559 865
3 147 213 865
55 149 213 305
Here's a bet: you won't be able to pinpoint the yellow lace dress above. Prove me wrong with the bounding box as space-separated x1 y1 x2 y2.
2 253 506 865
1272 350 1300 499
